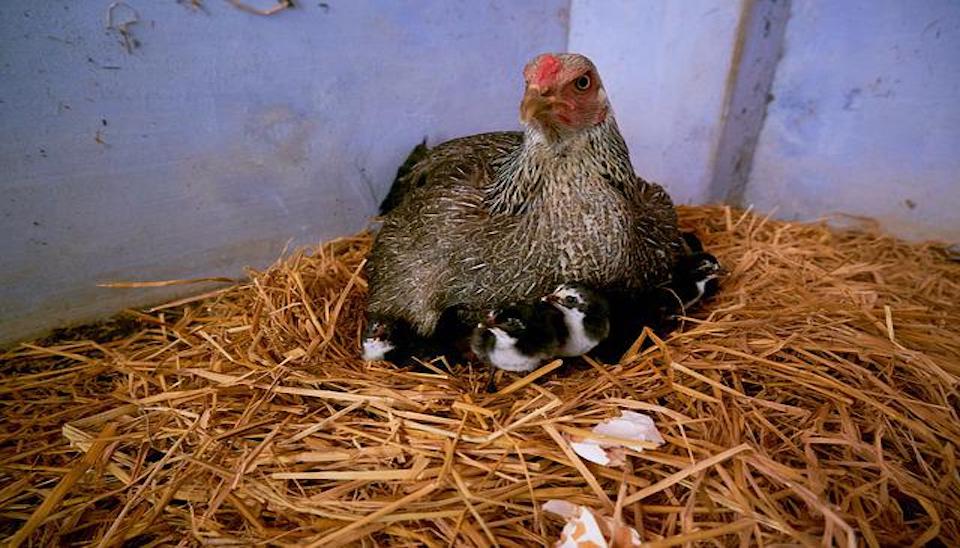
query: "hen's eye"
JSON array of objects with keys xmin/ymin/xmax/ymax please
[
  {"xmin": 505, "ymin": 318, "xmax": 524, "ymax": 330},
  {"xmin": 564, "ymin": 296, "xmax": 578, "ymax": 306},
  {"xmin": 574, "ymin": 74, "xmax": 591, "ymax": 91}
]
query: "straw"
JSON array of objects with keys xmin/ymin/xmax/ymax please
[{"xmin": 1, "ymin": 207, "xmax": 958, "ymax": 546}]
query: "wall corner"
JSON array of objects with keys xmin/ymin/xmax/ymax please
[{"xmin": 706, "ymin": 0, "xmax": 791, "ymax": 206}]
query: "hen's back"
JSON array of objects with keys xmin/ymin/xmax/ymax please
[{"xmin": 379, "ymin": 132, "xmax": 522, "ymax": 214}]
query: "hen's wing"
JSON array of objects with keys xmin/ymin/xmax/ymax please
[{"xmin": 365, "ymin": 132, "xmax": 522, "ymax": 334}]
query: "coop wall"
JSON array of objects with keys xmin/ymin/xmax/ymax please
[
  {"xmin": 0, "ymin": 1, "xmax": 569, "ymax": 343},
  {"xmin": 746, "ymin": 0, "xmax": 960, "ymax": 242}
]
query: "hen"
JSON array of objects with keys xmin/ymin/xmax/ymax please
[{"xmin": 365, "ymin": 53, "xmax": 681, "ymax": 341}]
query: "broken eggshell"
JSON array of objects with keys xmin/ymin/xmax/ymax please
[
  {"xmin": 569, "ymin": 410, "xmax": 665, "ymax": 466},
  {"xmin": 543, "ymin": 500, "xmax": 642, "ymax": 548}
]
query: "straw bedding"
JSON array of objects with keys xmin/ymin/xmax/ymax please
[{"xmin": 1, "ymin": 205, "xmax": 958, "ymax": 547}]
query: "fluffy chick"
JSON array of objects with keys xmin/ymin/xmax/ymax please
[{"xmin": 542, "ymin": 282, "xmax": 610, "ymax": 357}]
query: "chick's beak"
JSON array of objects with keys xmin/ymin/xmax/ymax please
[
  {"xmin": 542, "ymin": 293, "xmax": 559, "ymax": 304},
  {"xmin": 520, "ymin": 86, "xmax": 553, "ymax": 124}
]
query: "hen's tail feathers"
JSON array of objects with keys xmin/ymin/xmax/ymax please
[{"xmin": 378, "ymin": 138, "xmax": 431, "ymax": 215}]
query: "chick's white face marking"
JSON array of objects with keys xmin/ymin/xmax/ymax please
[
  {"xmin": 547, "ymin": 285, "xmax": 597, "ymax": 356},
  {"xmin": 552, "ymin": 285, "xmax": 586, "ymax": 309},
  {"xmin": 362, "ymin": 338, "xmax": 395, "ymax": 361},
  {"xmin": 486, "ymin": 328, "xmax": 542, "ymax": 372},
  {"xmin": 694, "ymin": 258, "xmax": 721, "ymax": 280}
]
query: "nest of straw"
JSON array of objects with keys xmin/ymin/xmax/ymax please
[{"xmin": 1, "ymin": 205, "xmax": 958, "ymax": 547}]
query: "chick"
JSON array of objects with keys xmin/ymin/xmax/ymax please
[
  {"xmin": 361, "ymin": 315, "xmax": 407, "ymax": 362},
  {"xmin": 362, "ymin": 307, "xmax": 472, "ymax": 365},
  {"xmin": 664, "ymin": 252, "xmax": 722, "ymax": 314},
  {"xmin": 542, "ymin": 282, "xmax": 610, "ymax": 357},
  {"xmin": 470, "ymin": 302, "xmax": 565, "ymax": 373},
  {"xmin": 593, "ymin": 252, "xmax": 723, "ymax": 362}
]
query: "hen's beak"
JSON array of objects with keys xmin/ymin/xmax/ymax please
[
  {"xmin": 542, "ymin": 293, "xmax": 559, "ymax": 304},
  {"xmin": 520, "ymin": 86, "xmax": 552, "ymax": 124},
  {"xmin": 484, "ymin": 310, "xmax": 498, "ymax": 326}
]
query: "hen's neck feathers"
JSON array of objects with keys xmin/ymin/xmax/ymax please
[{"xmin": 485, "ymin": 116, "xmax": 636, "ymax": 215}]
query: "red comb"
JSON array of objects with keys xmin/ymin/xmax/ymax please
[{"xmin": 534, "ymin": 54, "xmax": 562, "ymax": 87}]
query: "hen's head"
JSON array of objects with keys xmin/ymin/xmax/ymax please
[{"xmin": 520, "ymin": 53, "xmax": 609, "ymax": 142}]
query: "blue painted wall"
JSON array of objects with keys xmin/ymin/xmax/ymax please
[
  {"xmin": 0, "ymin": 1, "xmax": 569, "ymax": 343},
  {"xmin": 747, "ymin": 0, "xmax": 960, "ymax": 241}
]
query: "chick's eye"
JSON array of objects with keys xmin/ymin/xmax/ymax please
[
  {"xmin": 574, "ymin": 74, "xmax": 591, "ymax": 91},
  {"xmin": 564, "ymin": 296, "xmax": 578, "ymax": 306}
]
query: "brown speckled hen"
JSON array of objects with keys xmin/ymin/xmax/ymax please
[{"xmin": 365, "ymin": 53, "xmax": 680, "ymax": 339}]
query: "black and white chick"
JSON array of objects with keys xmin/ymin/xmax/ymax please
[
  {"xmin": 362, "ymin": 307, "xmax": 473, "ymax": 364},
  {"xmin": 592, "ymin": 252, "xmax": 722, "ymax": 362},
  {"xmin": 666, "ymin": 252, "xmax": 723, "ymax": 313},
  {"xmin": 542, "ymin": 282, "xmax": 610, "ymax": 357},
  {"xmin": 674, "ymin": 232, "xmax": 722, "ymax": 310},
  {"xmin": 361, "ymin": 315, "xmax": 409, "ymax": 362},
  {"xmin": 470, "ymin": 301, "xmax": 566, "ymax": 374}
]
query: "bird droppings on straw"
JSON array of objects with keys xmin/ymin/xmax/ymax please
[{"xmin": 1, "ymin": 205, "xmax": 959, "ymax": 546}]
